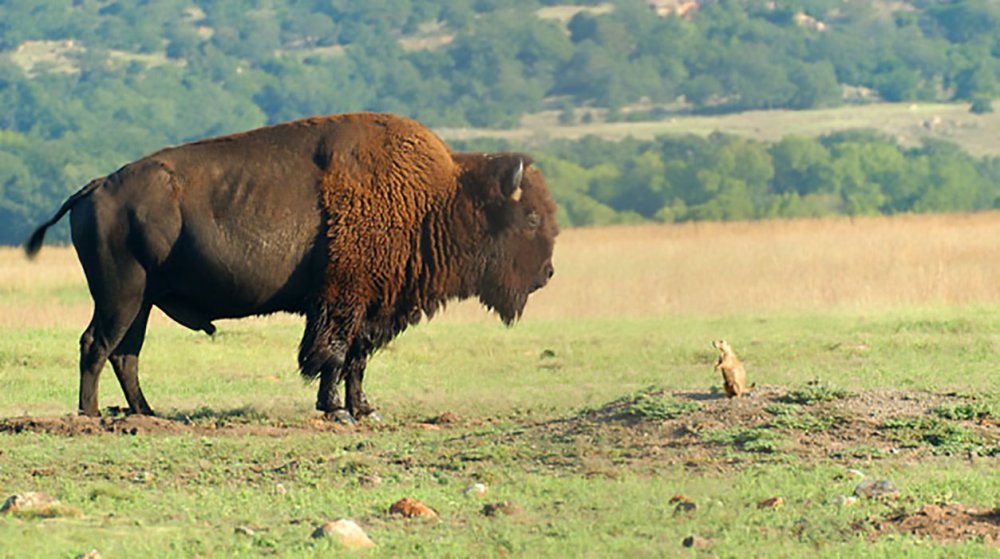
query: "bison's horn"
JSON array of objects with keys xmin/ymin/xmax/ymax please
[{"xmin": 509, "ymin": 159, "xmax": 524, "ymax": 202}]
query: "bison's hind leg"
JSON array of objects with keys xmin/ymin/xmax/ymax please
[
  {"xmin": 78, "ymin": 297, "xmax": 145, "ymax": 417},
  {"xmin": 107, "ymin": 303, "xmax": 155, "ymax": 415},
  {"xmin": 75, "ymin": 247, "xmax": 151, "ymax": 416}
]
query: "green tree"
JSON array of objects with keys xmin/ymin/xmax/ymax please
[
  {"xmin": 911, "ymin": 140, "xmax": 989, "ymax": 212},
  {"xmin": 770, "ymin": 136, "xmax": 831, "ymax": 195},
  {"xmin": 926, "ymin": 0, "xmax": 1000, "ymax": 44},
  {"xmin": 787, "ymin": 61, "xmax": 841, "ymax": 109},
  {"xmin": 871, "ymin": 59, "xmax": 922, "ymax": 102},
  {"xmin": 828, "ymin": 143, "xmax": 887, "ymax": 215},
  {"xmin": 954, "ymin": 60, "xmax": 996, "ymax": 101}
]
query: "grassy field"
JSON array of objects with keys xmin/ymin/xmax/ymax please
[
  {"xmin": 1, "ymin": 213, "xmax": 999, "ymax": 557},
  {"xmin": 437, "ymin": 101, "xmax": 1000, "ymax": 157}
]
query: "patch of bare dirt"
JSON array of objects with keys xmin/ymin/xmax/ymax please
[
  {"xmin": 861, "ymin": 504, "xmax": 1000, "ymax": 546},
  {"xmin": 0, "ymin": 413, "xmax": 354, "ymax": 437},
  {"xmin": 0, "ymin": 415, "xmax": 189, "ymax": 436}
]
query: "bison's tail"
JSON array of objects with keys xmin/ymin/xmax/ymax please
[{"xmin": 24, "ymin": 178, "xmax": 103, "ymax": 259}]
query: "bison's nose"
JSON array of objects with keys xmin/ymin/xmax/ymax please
[{"xmin": 538, "ymin": 261, "xmax": 554, "ymax": 288}]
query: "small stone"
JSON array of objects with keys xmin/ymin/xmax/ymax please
[
  {"xmin": 433, "ymin": 412, "xmax": 459, "ymax": 424},
  {"xmin": 674, "ymin": 501, "xmax": 697, "ymax": 514},
  {"xmin": 482, "ymin": 501, "xmax": 522, "ymax": 517},
  {"xmin": 464, "ymin": 483, "xmax": 488, "ymax": 497},
  {"xmin": 757, "ymin": 496, "xmax": 784, "ymax": 509},
  {"xmin": 274, "ymin": 483, "xmax": 287, "ymax": 495},
  {"xmin": 854, "ymin": 479, "xmax": 899, "ymax": 500},
  {"xmin": 389, "ymin": 497, "xmax": 438, "ymax": 519},
  {"xmin": 1, "ymin": 492, "xmax": 59, "ymax": 515},
  {"xmin": 833, "ymin": 495, "xmax": 858, "ymax": 507},
  {"xmin": 131, "ymin": 471, "xmax": 155, "ymax": 483},
  {"xmin": 414, "ymin": 423, "xmax": 441, "ymax": 431},
  {"xmin": 846, "ymin": 469, "xmax": 865, "ymax": 480},
  {"xmin": 75, "ymin": 551, "xmax": 101, "ymax": 559},
  {"xmin": 670, "ymin": 496, "xmax": 697, "ymax": 513},
  {"xmin": 234, "ymin": 526, "xmax": 255, "ymax": 536},
  {"xmin": 682, "ymin": 535, "xmax": 712, "ymax": 549},
  {"xmin": 312, "ymin": 519, "xmax": 376, "ymax": 549},
  {"xmin": 358, "ymin": 474, "xmax": 383, "ymax": 488}
]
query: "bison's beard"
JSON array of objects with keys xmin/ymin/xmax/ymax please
[{"xmin": 478, "ymin": 285, "xmax": 529, "ymax": 326}]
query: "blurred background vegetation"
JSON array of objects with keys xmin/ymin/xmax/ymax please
[{"xmin": 0, "ymin": 0, "xmax": 997, "ymax": 243}]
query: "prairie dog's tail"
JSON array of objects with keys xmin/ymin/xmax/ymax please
[{"xmin": 24, "ymin": 178, "xmax": 103, "ymax": 258}]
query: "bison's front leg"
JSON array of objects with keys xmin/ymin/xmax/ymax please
[
  {"xmin": 315, "ymin": 368, "xmax": 354, "ymax": 424},
  {"xmin": 344, "ymin": 351, "xmax": 380, "ymax": 422},
  {"xmin": 300, "ymin": 303, "xmax": 354, "ymax": 422}
]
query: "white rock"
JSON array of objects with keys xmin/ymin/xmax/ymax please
[
  {"xmin": 855, "ymin": 479, "xmax": 899, "ymax": 500},
  {"xmin": 464, "ymin": 483, "xmax": 488, "ymax": 497},
  {"xmin": 312, "ymin": 519, "xmax": 376, "ymax": 549},
  {"xmin": 834, "ymin": 495, "xmax": 858, "ymax": 507}
]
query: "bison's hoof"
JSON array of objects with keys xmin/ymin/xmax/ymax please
[
  {"xmin": 324, "ymin": 409, "xmax": 357, "ymax": 426},
  {"xmin": 359, "ymin": 411, "xmax": 383, "ymax": 423}
]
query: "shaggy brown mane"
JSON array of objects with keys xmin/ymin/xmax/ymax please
[{"xmin": 316, "ymin": 114, "xmax": 472, "ymax": 342}]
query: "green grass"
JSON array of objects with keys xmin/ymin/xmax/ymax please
[
  {"xmin": 703, "ymin": 426, "xmax": 787, "ymax": 454},
  {"xmin": 780, "ymin": 381, "xmax": 852, "ymax": 405},
  {"xmin": 1, "ymin": 305, "xmax": 999, "ymax": 557},
  {"xmin": 932, "ymin": 401, "xmax": 996, "ymax": 421},
  {"xmin": 881, "ymin": 417, "xmax": 991, "ymax": 456},
  {"xmin": 611, "ymin": 387, "xmax": 701, "ymax": 421}
]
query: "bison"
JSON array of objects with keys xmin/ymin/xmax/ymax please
[{"xmin": 25, "ymin": 112, "xmax": 558, "ymax": 422}]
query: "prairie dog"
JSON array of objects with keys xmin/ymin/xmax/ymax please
[{"xmin": 713, "ymin": 339, "xmax": 748, "ymax": 398}]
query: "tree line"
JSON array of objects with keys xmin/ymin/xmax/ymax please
[
  {"xmin": 494, "ymin": 132, "xmax": 998, "ymax": 227},
  {"xmin": 0, "ymin": 0, "xmax": 998, "ymax": 243}
]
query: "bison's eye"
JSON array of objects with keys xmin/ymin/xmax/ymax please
[{"xmin": 525, "ymin": 211, "xmax": 540, "ymax": 230}]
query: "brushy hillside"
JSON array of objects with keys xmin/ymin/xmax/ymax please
[{"xmin": 1, "ymin": 0, "xmax": 998, "ymax": 243}]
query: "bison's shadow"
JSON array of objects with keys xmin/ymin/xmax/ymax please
[
  {"xmin": 673, "ymin": 391, "xmax": 730, "ymax": 401},
  {"xmin": 166, "ymin": 406, "xmax": 271, "ymax": 425}
]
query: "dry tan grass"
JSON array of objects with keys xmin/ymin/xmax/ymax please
[
  {"xmin": 1, "ymin": 212, "xmax": 997, "ymax": 329},
  {"xmin": 446, "ymin": 211, "xmax": 1000, "ymax": 321}
]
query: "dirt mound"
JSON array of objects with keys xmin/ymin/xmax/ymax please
[
  {"xmin": 2, "ymin": 388, "xmax": 996, "ymax": 461},
  {"xmin": 536, "ymin": 385, "xmax": 998, "ymax": 470},
  {"xmin": 863, "ymin": 504, "xmax": 1000, "ymax": 546}
]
